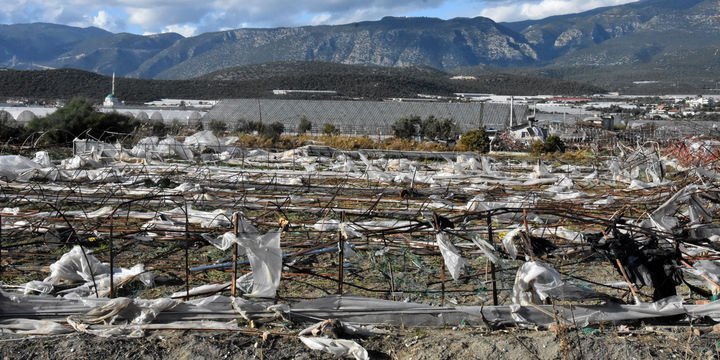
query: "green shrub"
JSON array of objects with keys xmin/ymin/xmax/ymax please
[
  {"xmin": 458, "ymin": 128, "xmax": 490, "ymax": 153},
  {"xmin": 27, "ymin": 97, "xmax": 138, "ymax": 145},
  {"xmin": 298, "ymin": 117, "xmax": 312, "ymax": 134},
  {"xmin": 208, "ymin": 119, "xmax": 228, "ymax": 136},
  {"xmin": 323, "ymin": 123, "xmax": 340, "ymax": 136},
  {"xmin": 262, "ymin": 121, "xmax": 285, "ymax": 142},
  {"xmin": 542, "ymin": 135, "xmax": 566, "ymax": 153},
  {"xmin": 392, "ymin": 116, "xmax": 421, "ymax": 139}
]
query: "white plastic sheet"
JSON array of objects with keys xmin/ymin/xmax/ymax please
[
  {"xmin": 21, "ymin": 245, "xmax": 154, "ymax": 298},
  {"xmin": 0, "ymin": 155, "xmax": 41, "ymax": 180},
  {"xmin": 157, "ymin": 138, "xmax": 194, "ymax": 160},
  {"xmin": 512, "ymin": 261, "xmax": 563, "ymax": 305},
  {"xmin": 436, "ymin": 232, "xmax": 467, "ymax": 281},
  {"xmin": 502, "ymin": 228, "xmax": 520, "ymax": 260},
  {"xmin": 221, "ymin": 230, "xmax": 282, "ymax": 298},
  {"xmin": 299, "ymin": 337, "xmax": 369, "ymax": 360},
  {"xmin": 471, "ymin": 235, "xmax": 502, "ymax": 265},
  {"xmin": 511, "ymin": 261, "xmax": 596, "ymax": 307}
]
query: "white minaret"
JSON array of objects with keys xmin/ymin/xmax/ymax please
[{"xmin": 103, "ymin": 72, "xmax": 119, "ymax": 107}]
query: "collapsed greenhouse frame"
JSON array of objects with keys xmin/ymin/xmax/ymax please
[{"xmin": 2, "ymin": 130, "xmax": 720, "ymax": 358}]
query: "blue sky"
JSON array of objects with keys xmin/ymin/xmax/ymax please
[{"xmin": 0, "ymin": 0, "xmax": 637, "ymax": 37}]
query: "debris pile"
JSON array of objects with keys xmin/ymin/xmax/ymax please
[{"xmin": 2, "ymin": 132, "xmax": 720, "ymax": 357}]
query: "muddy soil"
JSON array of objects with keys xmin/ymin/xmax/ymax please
[{"xmin": 1, "ymin": 326, "xmax": 718, "ymax": 360}]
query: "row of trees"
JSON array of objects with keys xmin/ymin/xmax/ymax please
[{"xmin": 391, "ymin": 115, "xmax": 460, "ymax": 142}]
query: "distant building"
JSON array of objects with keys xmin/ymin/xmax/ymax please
[
  {"xmin": 103, "ymin": 73, "xmax": 120, "ymax": 108},
  {"xmin": 272, "ymin": 89, "xmax": 337, "ymax": 96},
  {"xmin": 143, "ymin": 99, "xmax": 219, "ymax": 108},
  {"xmin": 508, "ymin": 117, "xmax": 548, "ymax": 144},
  {"xmin": 203, "ymin": 98, "xmax": 529, "ymax": 135}
]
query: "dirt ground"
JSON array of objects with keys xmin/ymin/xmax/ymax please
[{"xmin": 2, "ymin": 326, "xmax": 719, "ymax": 360}]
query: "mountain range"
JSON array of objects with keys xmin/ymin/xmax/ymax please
[{"xmin": 0, "ymin": 0, "xmax": 718, "ymax": 91}]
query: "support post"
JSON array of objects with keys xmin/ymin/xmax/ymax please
[
  {"xmin": 0, "ymin": 215, "xmax": 2, "ymax": 275},
  {"xmin": 338, "ymin": 212, "xmax": 345, "ymax": 296},
  {"xmin": 487, "ymin": 212, "xmax": 498, "ymax": 306},
  {"xmin": 231, "ymin": 212, "xmax": 239, "ymax": 297},
  {"xmin": 440, "ymin": 263, "xmax": 446, "ymax": 307},
  {"xmin": 185, "ymin": 202, "xmax": 190, "ymax": 301},
  {"xmin": 109, "ymin": 215, "xmax": 114, "ymax": 298}
]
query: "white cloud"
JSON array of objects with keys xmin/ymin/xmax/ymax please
[
  {"xmin": 163, "ymin": 23, "xmax": 197, "ymax": 37},
  {"xmin": 0, "ymin": 0, "xmax": 641, "ymax": 35},
  {"xmin": 479, "ymin": 0, "xmax": 638, "ymax": 22},
  {"xmin": 92, "ymin": 10, "xmax": 112, "ymax": 28},
  {"xmin": 310, "ymin": 13, "xmax": 332, "ymax": 25}
]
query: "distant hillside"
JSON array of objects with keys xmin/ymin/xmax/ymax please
[
  {"xmin": 0, "ymin": 0, "xmax": 718, "ymax": 91},
  {"xmin": 0, "ymin": 64, "xmax": 604, "ymax": 103}
]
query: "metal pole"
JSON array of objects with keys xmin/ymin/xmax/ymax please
[
  {"xmin": 231, "ymin": 212, "xmax": 239, "ymax": 297},
  {"xmin": 0, "ymin": 214, "xmax": 3, "ymax": 278},
  {"xmin": 185, "ymin": 202, "xmax": 190, "ymax": 301},
  {"xmin": 440, "ymin": 263, "xmax": 445, "ymax": 307},
  {"xmin": 487, "ymin": 212, "xmax": 498, "ymax": 306},
  {"xmin": 338, "ymin": 212, "xmax": 345, "ymax": 296},
  {"xmin": 109, "ymin": 215, "xmax": 114, "ymax": 298}
]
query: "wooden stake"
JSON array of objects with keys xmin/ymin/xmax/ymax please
[{"xmin": 615, "ymin": 258, "xmax": 640, "ymax": 303}]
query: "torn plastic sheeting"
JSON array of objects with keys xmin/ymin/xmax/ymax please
[
  {"xmin": 688, "ymin": 260, "xmax": 720, "ymax": 294},
  {"xmin": 60, "ymin": 263, "xmax": 153, "ymax": 298},
  {"xmin": 314, "ymin": 219, "xmax": 418, "ymax": 234},
  {"xmin": 502, "ymin": 228, "xmax": 520, "ymax": 260},
  {"xmin": 67, "ymin": 297, "xmax": 179, "ymax": 337},
  {"xmin": 512, "ymin": 261, "xmax": 561, "ymax": 305},
  {"xmin": 14, "ymin": 167, "xmax": 59, "ymax": 182},
  {"xmin": 471, "ymin": 235, "xmax": 502, "ymax": 266},
  {"xmin": 686, "ymin": 224, "xmax": 720, "ymax": 240},
  {"xmin": 171, "ymin": 283, "xmax": 231, "ymax": 299},
  {"xmin": 509, "ymin": 295, "xmax": 686, "ymax": 328},
  {"xmin": 222, "ymin": 230, "xmax": 282, "ymax": 298},
  {"xmin": 183, "ymin": 130, "xmax": 233, "ymax": 153},
  {"xmin": 20, "ymin": 280, "xmax": 54, "ymax": 295},
  {"xmin": 230, "ymin": 296, "xmax": 282, "ymax": 322},
  {"xmin": 299, "ymin": 319, "xmax": 385, "ymax": 338},
  {"xmin": 299, "ymin": 337, "xmax": 369, "ymax": 360},
  {"xmin": 0, "ymin": 155, "xmax": 41, "ymax": 180},
  {"xmin": 511, "ymin": 261, "xmax": 598, "ymax": 306},
  {"xmin": 23, "ymin": 245, "xmax": 154, "ymax": 298},
  {"xmin": 0, "ymin": 319, "xmax": 71, "ymax": 335},
  {"xmin": 530, "ymin": 227, "xmax": 586, "ymax": 244},
  {"xmin": 552, "ymin": 191, "xmax": 584, "ymax": 201},
  {"xmin": 44, "ymin": 245, "xmax": 109, "ymax": 284},
  {"xmin": 60, "ymin": 154, "xmax": 102, "ymax": 170},
  {"xmin": 129, "ymin": 136, "xmax": 159, "ymax": 158},
  {"xmin": 1, "ymin": 291, "xmax": 716, "ymax": 335},
  {"xmin": 436, "ymin": 232, "xmax": 468, "ymax": 281},
  {"xmin": 648, "ymin": 185, "xmax": 710, "ymax": 232},
  {"xmin": 73, "ymin": 139, "xmax": 120, "ymax": 159},
  {"xmin": 0, "ymin": 291, "xmax": 249, "ymax": 332},
  {"xmin": 290, "ymin": 295, "xmax": 692, "ymax": 329},
  {"xmin": 157, "ymin": 138, "xmax": 194, "ymax": 161},
  {"xmin": 332, "ymin": 157, "xmax": 359, "ymax": 172},
  {"xmin": 162, "ymin": 206, "xmax": 233, "ymax": 228},
  {"xmin": 546, "ymin": 176, "xmax": 574, "ymax": 193},
  {"xmin": 63, "ymin": 206, "xmax": 114, "ymax": 219},
  {"xmin": 33, "ymin": 151, "xmax": 52, "ymax": 167}
]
